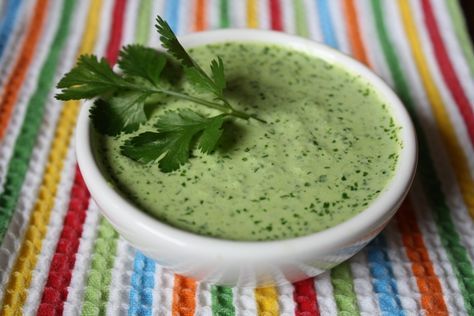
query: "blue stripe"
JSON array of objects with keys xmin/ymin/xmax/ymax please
[
  {"xmin": 0, "ymin": 0, "xmax": 22, "ymax": 60},
  {"xmin": 366, "ymin": 236, "xmax": 405, "ymax": 316},
  {"xmin": 129, "ymin": 252, "xmax": 156, "ymax": 316},
  {"xmin": 315, "ymin": 0, "xmax": 338, "ymax": 48},
  {"xmin": 315, "ymin": 9, "xmax": 403, "ymax": 315},
  {"xmin": 164, "ymin": 0, "xmax": 180, "ymax": 34}
]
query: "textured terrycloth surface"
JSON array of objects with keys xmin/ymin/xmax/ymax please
[{"xmin": 0, "ymin": 0, "xmax": 473, "ymax": 315}]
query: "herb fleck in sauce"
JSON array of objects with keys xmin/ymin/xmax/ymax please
[{"xmin": 94, "ymin": 42, "xmax": 402, "ymax": 241}]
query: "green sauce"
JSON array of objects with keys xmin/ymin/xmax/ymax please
[{"xmin": 94, "ymin": 42, "xmax": 402, "ymax": 241}]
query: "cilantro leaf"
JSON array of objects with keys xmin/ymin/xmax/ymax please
[
  {"xmin": 90, "ymin": 91, "xmax": 149, "ymax": 136},
  {"xmin": 118, "ymin": 44, "xmax": 167, "ymax": 86},
  {"xmin": 56, "ymin": 55, "xmax": 126, "ymax": 100},
  {"xmin": 55, "ymin": 16, "xmax": 265, "ymax": 173},
  {"xmin": 121, "ymin": 109, "xmax": 226, "ymax": 172},
  {"xmin": 210, "ymin": 57, "xmax": 226, "ymax": 95},
  {"xmin": 155, "ymin": 16, "xmax": 227, "ymax": 100}
]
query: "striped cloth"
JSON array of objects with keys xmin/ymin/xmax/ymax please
[{"xmin": 0, "ymin": 0, "xmax": 473, "ymax": 315}]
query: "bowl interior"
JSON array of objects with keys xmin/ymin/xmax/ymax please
[{"xmin": 76, "ymin": 29, "xmax": 417, "ymax": 262}]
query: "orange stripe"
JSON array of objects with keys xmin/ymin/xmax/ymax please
[
  {"xmin": 169, "ymin": 5, "xmax": 204, "ymax": 313},
  {"xmin": 194, "ymin": 0, "xmax": 206, "ymax": 31},
  {"xmin": 342, "ymin": 1, "xmax": 448, "ymax": 313},
  {"xmin": 396, "ymin": 200, "xmax": 449, "ymax": 315},
  {"xmin": 172, "ymin": 274, "xmax": 197, "ymax": 316},
  {"xmin": 0, "ymin": 0, "xmax": 49, "ymax": 139},
  {"xmin": 342, "ymin": 0, "xmax": 370, "ymax": 66}
]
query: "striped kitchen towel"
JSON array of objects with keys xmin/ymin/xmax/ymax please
[{"xmin": 0, "ymin": 0, "xmax": 473, "ymax": 315}]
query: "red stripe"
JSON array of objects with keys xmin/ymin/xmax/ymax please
[
  {"xmin": 37, "ymin": 169, "xmax": 90, "ymax": 315},
  {"xmin": 37, "ymin": 0, "xmax": 127, "ymax": 313},
  {"xmin": 269, "ymin": 0, "xmax": 283, "ymax": 31},
  {"xmin": 106, "ymin": 0, "xmax": 126, "ymax": 64},
  {"xmin": 421, "ymin": 0, "xmax": 474, "ymax": 144},
  {"xmin": 293, "ymin": 278, "xmax": 320, "ymax": 316}
]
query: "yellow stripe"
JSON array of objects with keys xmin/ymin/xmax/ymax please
[
  {"xmin": 247, "ymin": 0, "xmax": 258, "ymax": 28},
  {"xmin": 255, "ymin": 286, "xmax": 280, "ymax": 316},
  {"xmin": 79, "ymin": 0, "xmax": 102, "ymax": 55},
  {"xmin": 1, "ymin": 1, "xmax": 103, "ymax": 313},
  {"xmin": 247, "ymin": 3, "xmax": 279, "ymax": 314},
  {"xmin": 398, "ymin": 0, "xmax": 474, "ymax": 217}
]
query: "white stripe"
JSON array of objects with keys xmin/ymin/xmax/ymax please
[
  {"xmin": 408, "ymin": 0, "xmax": 474, "ymax": 179},
  {"xmin": 384, "ymin": 0, "xmax": 474, "ymax": 263},
  {"xmin": 63, "ymin": 0, "xmax": 117, "ymax": 312},
  {"xmin": 64, "ymin": 199, "xmax": 100, "ymax": 315},
  {"xmin": 92, "ymin": 0, "xmax": 115, "ymax": 57},
  {"xmin": 328, "ymin": 0, "xmax": 350, "ymax": 54},
  {"xmin": 208, "ymin": 0, "xmax": 220, "ymax": 29},
  {"xmin": 62, "ymin": 202, "xmax": 101, "ymax": 315},
  {"xmin": 350, "ymin": 3, "xmax": 423, "ymax": 313},
  {"xmin": 104, "ymin": 1, "xmax": 138, "ymax": 314},
  {"xmin": 431, "ymin": 0, "xmax": 474, "ymax": 101},
  {"xmin": 0, "ymin": 75, "xmax": 60, "ymax": 306},
  {"xmin": 314, "ymin": 272, "xmax": 338, "ymax": 316},
  {"xmin": 22, "ymin": 117, "xmax": 79, "ymax": 314},
  {"xmin": 0, "ymin": 0, "xmax": 32, "ymax": 88},
  {"xmin": 349, "ymin": 251, "xmax": 380, "ymax": 316},
  {"xmin": 303, "ymin": 0, "xmax": 323, "ymax": 42},
  {"xmin": 152, "ymin": 267, "xmax": 174, "ymax": 315},
  {"xmin": 229, "ymin": 0, "xmax": 246, "ymax": 29},
  {"xmin": 21, "ymin": 2, "xmax": 93, "ymax": 312},
  {"xmin": 149, "ymin": 0, "xmax": 166, "ymax": 49},
  {"xmin": 280, "ymin": 0, "xmax": 295, "ymax": 34},
  {"xmin": 353, "ymin": 0, "xmax": 394, "ymax": 87},
  {"xmin": 179, "ymin": 0, "xmax": 192, "ymax": 34},
  {"xmin": 106, "ymin": 240, "xmax": 135, "ymax": 315},
  {"xmin": 195, "ymin": 281, "xmax": 213, "ymax": 315},
  {"xmin": 257, "ymin": 0, "xmax": 270, "ymax": 30},
  {"xmin": 0, "ymin": 0, "xmax": 32, "ymax": 183},
  {"xmin": 0, "ymin": 0, "xmax": 58, "ymax": 190},
  {"xmin": 233, "ymin": 279, "xmax": 257, "ymax": 316},
  {"xmin": 385, "ymin": 1, "xmax": 471, "ymax": 314},
  {"xmin": 0, "ymin": 0, "xmax": 70, "ymax": 303},
  {"xmin": 409, "ymin": 185, "xmax": 469, "ymax": 316},
  {"xmin": 121, "ymin": 0, "xmax": 139, "ymax": 46},
  {"xmin": 383, "ymin": 223, "xmax": 423, "ymax": 315},
  {"xmin": 277, "ymin": 282, "xmax": 295, "ymax": 316}
]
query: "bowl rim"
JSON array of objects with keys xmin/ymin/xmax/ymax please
[{"xmin": 76, "ymin": 29, "xmax": 417, "ymax": 261}]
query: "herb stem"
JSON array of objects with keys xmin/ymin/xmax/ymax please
[{"xmin": 136, "ymin": 84, "xmax": 265, "ymax": 123}]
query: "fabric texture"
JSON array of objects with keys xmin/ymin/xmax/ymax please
[{"xmin": 0, "ymin": 0, "xmax": 473, "ymax": 315}]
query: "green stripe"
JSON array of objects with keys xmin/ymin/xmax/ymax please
[
  {"xmin": 219, "ymin": 0, "xmax": 229, "ymax": 28},
  {"xmin": 0, "ymin": 0, "xmax": 75, "ymax": 242},
  {"xmin": 136, "ymin": 0, "xmax": 151, "ymax": 45},
  {"xmin": 81, "ymin": 4, "xmax": 150, "ymax": 315},
  {"xmin": 81, "ymin": 220, "xmax": 119, "ymax": 316},
  {"xmin": 371, "ymin": 0, "xmax": 474, "ymax": 313},
  {"xmin": 331, "ymin": 263, "xmax": 360, "ymax": 316},
  {"xmin": 295, "ymin": 2, "xmax": 360, "ymax": 313},
  {"xmin": 210, "ymin": 2, "xmax": 235, "ymax": 315},
  {"xmin": 294, "ymin": 0, "xmax": 309, "ymax": 37},
  {"xmin": 445, "ymin": 0, "xmax": 474, "ymax": 77},
  {"xmin": 81, "ymin": 3, "xmax": 158, "ymax": 313},
  {"xmin": 212, "ymin": 286, "xmax": 235, "ymax": 316}
]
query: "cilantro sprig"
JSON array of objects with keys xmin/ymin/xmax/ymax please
[{"xmin": 56, "ymin": 16, "xmax": 265, "ymax": 172}]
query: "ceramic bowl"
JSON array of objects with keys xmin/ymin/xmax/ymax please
[{"xmin": 76, "ymin": 29, "xmax": 417, "ymax": 287}]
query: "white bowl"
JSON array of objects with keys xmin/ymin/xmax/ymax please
[{"xmin": 76, "ymin": 29, "xmax": 417, "ymax": 287}]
